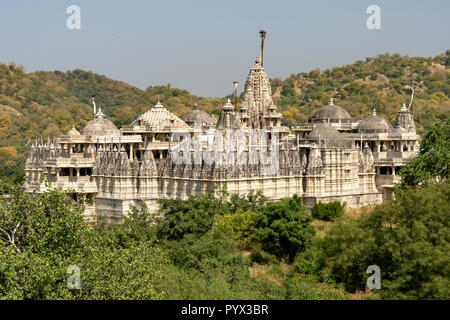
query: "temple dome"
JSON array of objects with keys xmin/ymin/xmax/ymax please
[
  {"xmin": 357, "ymin": 110, "xmax": 393, "ymax": 133},
  {"xmin": 67, "ymin": 125, "xmax": 81, "ymax": 137},
  {"xmin": 307, "ymin": 123, "xmax": 344, "ymax": 141},
  {"xmin": 310, "ymin": 98, "xmax": 352, "ymax": 123},
  {"xmin": 181, "ymin": 103, "xmax": 216, "ymax": 126},
  {"xmin": 83, "ymin": 108, "xmax": 120, "ymax": 137}
]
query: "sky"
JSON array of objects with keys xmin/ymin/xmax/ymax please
[{"xmin": 0, "ymin": 0, "xmax": 448, "ymax": 97}]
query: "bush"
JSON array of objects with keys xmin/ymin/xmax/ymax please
[
  {"xmin": 253, "ymin": 195, "xmax": 315, "ymax": 262},
  {"xmin": 249, "ymin": 247, "xmax": 276, "ymax": 265},
  {"xmin": 211, "ymin": 210, "xmax": 258, "ymax": 249},
  {"xmin": 156, "ymin": 193, "xmax": 222, "ymax": 240},
  {"xmin": 292, "ymin": 246, "xmax": 322, "ymax": 276},
  {"xmin": 283, "ymin": 275, "xmax": 348, "ymax": 300},
  {"xmin": 311, "ymin": 201, "xmax": 345, "ymax": 221},
  {"xmin": 319, "ymin": 182, "xmax": 450, "ymax": 299}
]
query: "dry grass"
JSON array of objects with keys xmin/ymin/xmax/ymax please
[
  {"xmin": 346, "ymin": 206, "xmax": 374, "ymax": 220},
  {"xmin": 311, "ymin": 206, "xmax": 375, "ymax": 237},
  {"xmin": 349, "ymin": 288, "xmax": 380, "ymax": 300},
  {"xmin": 248, "ymin": 262, "xmax": 290, "ymax": 288},
  {"xmin": 311, "ymin": 220, "xmax": 332, "ymax": 238}
]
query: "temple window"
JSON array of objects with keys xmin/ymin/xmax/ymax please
[{"xmin": 59, "ymin": 168, "xmax": 70, "ymax": 176}]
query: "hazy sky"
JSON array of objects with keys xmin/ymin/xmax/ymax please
[{"xmin": 0, "ymin": 0, "xmax": 448, "ymax": 97}]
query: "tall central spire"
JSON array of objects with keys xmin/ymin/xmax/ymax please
[
  {"xmin": 234, "ymin": 30, "xmax": 282, "ymax": 130},
  {"xmin": 240, "ymin": 59, "xmax": 275, "ymax": 118}
]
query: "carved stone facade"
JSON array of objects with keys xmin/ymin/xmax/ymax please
[{"xmin": 24, "ymin": 57, "xmax": 420, "ymax": 222}]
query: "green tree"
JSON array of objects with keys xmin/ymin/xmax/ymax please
[
  {"xmin": 0, "ymin": 183, "xmax": 89, "ymax": 256},
  {"xmin": 253, "ymin": 195, "xmax": 315, "ymax": 262},
  {"xmin": 400, "ymin": 118, "xmax": 449, "ymax": 187},
  {"xmin": 319, "ymin": 182, "xmax": 450, "ymax": 299},
  {"xmin": 155, "ymin": 192, "xmax": 224, "ymax": 241},
  {"xmin": 311, "ymin": 201, "xmax": 346, "ymax": 221}
]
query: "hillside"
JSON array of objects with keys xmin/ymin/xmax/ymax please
[
  {"xmin": 272, "ymin": 52, "xmax": 450, "ymax": 129},
  {"xmin": 0, "ymin": 51, "xmax": 449, "ymax": 181}
]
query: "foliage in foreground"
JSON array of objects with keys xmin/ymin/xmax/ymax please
[
  {"xmin": 0, "ymin": 180, "xmax": 448, "ymax": 299},
  {"xmin": 0, "ymin": 186, "xmax": 341, "ymax": 299},
  {"xmin": 399, "ymin": 118, "xmax": 449, "ymax": 187},
  {"xmin": 318, "ymin": 181, "xmax": 450, "ymax": 299},
  {"xmin": 311, "ymin": 201, "xmax": 346, "ymax": 221}
]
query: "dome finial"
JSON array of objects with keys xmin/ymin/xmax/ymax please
[
  {"xmin": 222, "ymin": 98, "xmax": 234, "ymax": 111},
  {"xmin": 401, "ymin": 102, "xmax": 408, "ymax": 111},
  {"xmin": 67, "ymin": 124, "xmax": 81, "ymax": 136},
  {"xmin": 329, "ymin": 97, "xmax": 334, "ymax": 105},
  {"xmin": 95, "ymin": 107, "xmax": 105, "ymax": 118},
  {"xmin": 154, "ymin": 100, "xmax": 164, "ymax": 108},
  {"xmin": 372, "ymin": 108, "xmax": 377, "ymax": 116},
  {"xmin": 255, "ymin": 57, "xmax": 259, "ymax": 64}
]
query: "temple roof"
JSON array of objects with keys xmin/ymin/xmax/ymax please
[
  {"xmin": 240, "ymin": 58, "xmax": 278, "ymax": 117},
  {"xmin": 357, "ymin": 109, "xmax": 393, "ymax": 133},
  {"xmin": 216, "ymin": 99, "xmax": 241, "ymax": 130},
  {"xmin": 181, "ymin": 103, "xmax": 217, "ymax": 126},
  {"xmin": 307, "ymin": 123, "xmax": 344, "ymax": 141},
  {"xmin": 310, "ymin": 98, "xmax": 352, "ymax": 122},
  {"xmin": 83, "ymin": 108, "xmax": 120, "ymax": 137},
  {"xmin": 133, "ymin": 100, "xmax": 190, "ymax": 130},
  {"xmin": 67, "ymin": 125, "xmax": 81, "ymax": 137}
]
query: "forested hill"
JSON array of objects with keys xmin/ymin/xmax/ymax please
[
  {"xmin": 0, "ymin": 51, "xmax": 449, "ymax": 181},
  {"xmin": 272, "ymin": 51, "xmax": 449, "ymax": 129}
]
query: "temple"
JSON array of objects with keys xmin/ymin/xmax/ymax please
[{"xmin": 24, "ymin": 54, "xmax": 420, "ymax": 223}]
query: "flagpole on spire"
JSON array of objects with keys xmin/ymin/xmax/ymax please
[{"xmin": 259, "ymin": 29, "xmax": 266, "ymax": 67}]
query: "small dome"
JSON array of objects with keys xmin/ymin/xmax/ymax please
[
  {"xmin": 67, "ymin": 125, "xmax": 81, "ymax": 137},
  {"xmin": 357, "ymin": 111, "xmax": 393, "ymax": 133},
  {"xmin": 83, "ymin": 108, "xmax": 120, "ymax": 137},
  {"xmin": 310, "ymin": 98, "xmax": 352, "ymax": 123},
  {"xmin": 181, "ymin": 103, "xmax": 216, "ymax": 126},
  {"xmin": 307, "ymin": 123, "xmax": 344, "ymax": 141}
]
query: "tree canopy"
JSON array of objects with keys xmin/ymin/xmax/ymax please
[{"xmin": 399, "ymin": 118, "xmax": 449, "ymax": 187}]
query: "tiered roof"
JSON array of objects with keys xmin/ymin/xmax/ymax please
[{"xmin": 132, "ymin": 101, "xmax": 190, "ymax": 131}]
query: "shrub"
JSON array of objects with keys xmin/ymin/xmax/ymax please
[
  {"xmin": 319, "ymin": 182, "xmax": 450, "ymax": 299},
  {"xmin": 311, "ymin": 201, "xmax": 345, "ymax": 221},
  {"xmin": 156, "ymin": 193, "xmax": 222, "ymax": 240},
  {"xmin": 253, "ymin": 195, "xmax": 315, "ymax": 262},
  {"xmin": 249, "ymin": 247, "xmax": 276, "ymax": 265}
]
